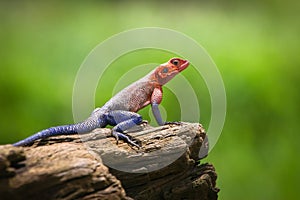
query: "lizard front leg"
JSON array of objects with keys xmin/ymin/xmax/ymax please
[
  {"xmin": 151, "ymin": 87, "xmax": 166, "ymax": 126},
  {"xmin": 151, "ymin": 87, "xmax": 181, "ymax": 126},
  {"xmin": 151, "ymin": 103, "xmax": 164, "ymax": 126},
  {"xmin": 105, "ymin": 110, "xmax": 142, "ymax": 148}
]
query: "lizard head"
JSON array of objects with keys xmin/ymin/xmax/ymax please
[{"xmin": 155, "ymin": 58, "xmax": 189, "ymax": 85}]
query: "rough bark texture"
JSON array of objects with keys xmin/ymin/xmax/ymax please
[{"xmin": 0, "ymin": 122, "xmax": 219, "ymax": 200}]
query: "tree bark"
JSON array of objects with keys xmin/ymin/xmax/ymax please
[{"xmin": 0, "ymin": 122, "xmax": 219, "ymax": 200}]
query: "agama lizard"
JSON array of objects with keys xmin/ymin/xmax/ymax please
[{"xmin": 13, "ymin": 58, "xmax": 189, "ymax": 148}]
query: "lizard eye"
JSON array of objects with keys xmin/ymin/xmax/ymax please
[
  {"xmin": 162, "ymin": 67, "xmax": 169, "ymax": 73},
  {"xmin": 171, "ymin": 59, "xmax": 179, "ymax": 66}
]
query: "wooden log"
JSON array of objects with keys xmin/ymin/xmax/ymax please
[{"xmin": 0, "ymin": 122, "xmax": 219, "ymax": 200}]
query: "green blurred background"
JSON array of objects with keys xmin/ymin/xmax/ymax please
[{"xmin": 1, "ymin": 1, "xmax": 299, "ymax": 199}]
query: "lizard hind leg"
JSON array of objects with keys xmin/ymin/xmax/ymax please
[{"xmin": 105, "ymin": 110, "xmax": 143, "ymax": 148}]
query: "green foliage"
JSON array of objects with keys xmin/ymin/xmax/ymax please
[{"xmin": 0, "ymin": 1, "xmax": 299, "ymax": 199}]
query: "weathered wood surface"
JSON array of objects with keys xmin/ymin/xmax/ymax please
[{"xmin": 0, "ymin": 122, "xmax": 219, "ymax": 200}]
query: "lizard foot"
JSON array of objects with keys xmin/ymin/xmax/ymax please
[{"xmin": 112, "ymin": 131, "xmax": 140, "ymax": 148}]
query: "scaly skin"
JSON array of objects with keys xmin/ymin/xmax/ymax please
[{"xmin": 13, "ymin": 58, "xmax": 189, "ymax": 147}]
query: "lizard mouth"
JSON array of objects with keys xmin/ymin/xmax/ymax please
[{"xmin": 178, "ymin": 60, "xmax": 189, "ymax": 72}]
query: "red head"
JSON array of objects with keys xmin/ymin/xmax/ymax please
[{"xmin": 154, "ymin": 58, "xmax": 189, "ymax": 85}]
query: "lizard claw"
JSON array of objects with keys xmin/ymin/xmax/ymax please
[
  {"xmin": 141, "ymin": 120, "xmax": 148, "ymax": 125},
  {"xmin": 164, "ymin": 121, "xmax": 182, "ymax": 126},
  {"xmin": 112, "ymin": 131, "xmax": 119, "ymax": 144}
]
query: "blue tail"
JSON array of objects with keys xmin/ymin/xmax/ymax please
[
  {"xmin": 13, "ymin": 124, "xmax": 79, "ymax": 146},
  {"xmin": 13, "ymin": 115, "xmax": 105, "ymax": 146},
  {"xmin": 13, "ymin": 108, "xmax": 109, "ymax": 146}
]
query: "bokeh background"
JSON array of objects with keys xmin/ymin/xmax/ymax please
[{"xmin": 1, "ymin": 1, "xmax": 299, "ymax": 199}]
